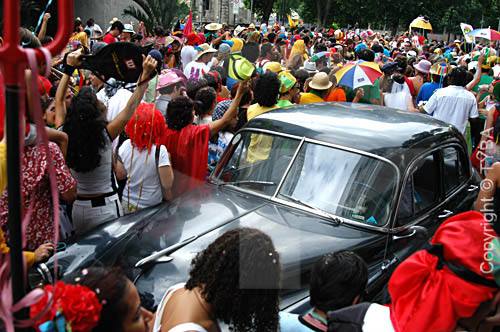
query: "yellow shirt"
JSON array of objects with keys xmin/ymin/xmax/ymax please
[
  {"xmin": 246, "ymin": 104, "xmax": 278, "ymax": 163},
  {"xmin": 299, "ymin": 92, "xmax": 325, "ymax": 104},
  {"xmin": 246, "ymin": 103, "xmax": 279, "ymax": 121},
  {"xmin": 0, "ymin": 142, "xmax": 34, "ymax": 268}
]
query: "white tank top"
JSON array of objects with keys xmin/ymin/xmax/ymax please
[{"xmin": 152, "ymin": 283, "xmax": 209, "ymax": 332}]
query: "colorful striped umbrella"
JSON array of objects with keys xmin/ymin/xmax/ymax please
[
  {"xmin": 466, "ymin": 28, "xmax": 500, "ymax": 41},
  {"xmin": 334, "ymin": 60, "xmax": 383, "ymax": 89},
  {"xmin": 310, "ymin": 51, "xmax": 332, "ymax": 62}
]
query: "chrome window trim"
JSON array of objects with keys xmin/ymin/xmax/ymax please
[
  {"xmin": 391, "ymin": 141, "xmax": 473, "ymax": 232},
  {"xmin": 213, "ymin": 128, "xmax": 401, "ymax": 233},
  {"xmin": 273, "ymin": 137, "xmax": 306, "ymax": 199}
]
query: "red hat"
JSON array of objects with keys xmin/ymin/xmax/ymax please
[
  {"xmin": 125, "ymin": 103, "xmax": 166, "ymax": 153},
  {"xmin": 38, "ymin": 75, "xmax": 53, "ymax": 97},
  {"xmin": 329, "ymin": 29, "xmax": 334, "ymax": 36},
  {"xmin": 187, "ymin": 33, "xmax": 199, "ymax": 46},
  {"xmin": 389, "ymin": 211, "xmax": 498, "ymax": 332}
]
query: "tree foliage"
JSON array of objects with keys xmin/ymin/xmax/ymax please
[
  {"xmin": 242, "ymin": 0, "xmax": 276, "ymax": 24},
  {"xmin": 122, "ymin": 0, "xmax": 190, "ymax": 32},
  {"xmin": 292, "ymin": 0, "xmax": 500, "ymax": 34}
]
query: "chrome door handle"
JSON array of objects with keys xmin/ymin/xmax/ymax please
[
  {"xmin": 468, "ymin": 185, "xmax": 479, "ymax": 192},
  {"xmin": 438, "ymin": 209, "xmax": 453, "ymax": 219},
  {"xmin": 393, "ymin": 228, "xmax": 416, "ymax": 241}
]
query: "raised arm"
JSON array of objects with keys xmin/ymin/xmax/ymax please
[
  {"xmin": 209, "ymin": 80, "xmax": 249, "ymax": 136},
  {"xmin": 37, "ymin": 13, "xmax": 51, "ymax": 42},
  {"xmin": 55, "ymin": 72, "xmax": 71, "ymax": 129},
  {"xmin": 466, "ymin": 53, "xmax": 485, "ymax": 91},
  {"xmin": 106, "ymin": 55, "xmax": 157, "ymax": 140}
]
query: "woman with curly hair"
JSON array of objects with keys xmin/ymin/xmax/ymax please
[
  {"xmin": 161, "ymin": 81, "xmax": 249, "ymax": 197},
  {"xmin": 118, "ymin": 103, "xmax": 174, "ymax": 214},
  {"xmin": 247, "ymin": 71, "xmax": 281, "ymax": 121},
  {"xmin": 55, "ymin": 51, "xmax": 158, "ymax": 235},
  {"xmin": 152, "ymin": 227, "xmax": 281, "ymax": 332},
  {"xmin": 194, "ymin": 87, "xmax": 217, "ymax": 125}
]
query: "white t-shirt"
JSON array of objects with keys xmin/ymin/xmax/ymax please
[
  {"xmin": 181, "ymin": 45, "xmax": 198, "ymax": 69},
  {"xmin": 119, "ymin": 140, "xmax": 171, "ymax": 209},
  {"xmin": 107, "ymin": 88, "xmax": 133, "ymax": 150},
  {"xmin": 183, "ymin": 61, "xmax": 210, "ymax": 80},
  {"xmin": 424, "ymin": 85, "xmax": 479, "ymax": 134}
]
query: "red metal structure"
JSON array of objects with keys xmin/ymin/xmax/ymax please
[{"xmin": 0, "ymin": 1, "xmax": 73, "ymax": 329}]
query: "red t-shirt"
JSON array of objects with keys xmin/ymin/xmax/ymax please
[
  {"xmin": 161, "ymin": 124, "xmax": 210, "ymax": 198},
  {"xmin": 102, "ymin": 33, "xmax": 116, "ymax": 44}
]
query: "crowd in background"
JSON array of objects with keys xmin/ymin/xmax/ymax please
[{"xmin": 3, "ymin": 12, "xmax": 500, "ymax": 332}]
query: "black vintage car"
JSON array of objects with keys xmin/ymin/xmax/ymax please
[{"xmin": 32, "ymin": 102, "xmax": 480, "ymax": 312}]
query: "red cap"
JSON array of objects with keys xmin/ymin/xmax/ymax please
[
  {"xmin": 187, "ymin": 33, "xmax": 199, "ymax": 46},
  {"xmin": 388, "ymin": 211, "xmax": 497, "ymax": 332}
]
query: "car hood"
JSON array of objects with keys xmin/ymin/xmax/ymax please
[{"xmin": 52, "ymin": 183, "xmax": 382, "ymax": 309}]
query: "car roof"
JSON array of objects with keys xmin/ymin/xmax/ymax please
[{"xmin": 245, "ymin": 102, "xmax": 462, "ymax": 170}]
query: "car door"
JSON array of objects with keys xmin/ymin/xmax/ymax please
[
  {"xmin": 366, "ymin": 150, "xmax": 443, "ymax": 301},
  {"xmin": 439, "ymin": 144, "xmax": 477, "ymax": 215}
]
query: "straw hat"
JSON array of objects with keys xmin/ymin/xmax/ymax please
[
  {"xmin": 308, "ymin": 72, "xmax": 333, "ymax": 90},
  {"xmin": 301, "ymin": 60, "xmax": 318, "ymax": 73},
  {"xmin": 248, "ymin": 23, "xmax": 256, "ymax": 30},
  {"xmin": 205, "ymin": 23, "xmax": 223, "ymax": 31},
  {"xmin": 122, "ymin": 24, "xmax": 134, "ymax": 33},
  {"xmin": 234, "ymin": 25, "xmax": 246, "ymax": 37},
  {"xmin": 195, "ymin": 43, "xmax": 217, "ymax": 60},
  {"xmin": 429, "ymin": 62, "xmax": 450, "ymax": 76}
]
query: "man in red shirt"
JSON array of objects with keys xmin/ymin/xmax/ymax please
[{"xmin": 103, "ymin": 21, "xmax": 124, "ymax": 44}]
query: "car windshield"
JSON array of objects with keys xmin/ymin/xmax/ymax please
[
  {"xmin": 213, "ymin": 131, "xmax": 397, "ymax": 226},
  {"xmin": 278, "ymin": 142, "xmax": 397, "ymax": 226},
  {"xmin": 213, "ymin": 131, "xmax": 301, "ymax": 196}
]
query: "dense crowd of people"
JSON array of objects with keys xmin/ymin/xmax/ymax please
[{"xmin": 3, "ymin": 12, "xmax": 500, "ymax": 332}]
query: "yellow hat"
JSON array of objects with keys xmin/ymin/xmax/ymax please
[
  {"xmin": 278, "ymin": 71, "xmax": 297, "ymax": 93},
  {"xmin": 263, "ymin": 62, "xmax": 283, "ymax": 73},
  {"xmin": 483, "ymin": 56, "xmax": 498, "ymax": 69},
  {"xmin": 230, "ymin": 38, "xmax": 244, "ymax": 53}
]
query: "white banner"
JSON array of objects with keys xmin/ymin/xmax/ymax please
[{"xmin": 461, "ymin": 23, "xmax": 474, "ymax": 43}]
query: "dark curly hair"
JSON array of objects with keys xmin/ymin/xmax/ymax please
[
  {"xmin": 65, "ymin": 267, "xmax": 129, "ymax": 332},
  {"xmin": 194, "ymin": 87, "xmax": 217, "ymax": 117},
  {"xmin": 204, "ymin": 71, "xmax": 222, "ymax": 92},
  {"xmin": 254, "ymin": 71, "xmax": 280, "ymax": 107},
  {"xmin": 185, "ymin": 227, "xmax": 281, "ymax": 332},
  {"xmin": 186, "ymin": 78, "xmax": 208, "ymax": 100},
  {"xmin": 167, "ymin": 96, "xmax": 194, "ymax": 130},
  {"xmin": 63, "ymin": 86, "xmax": 108, "ymax": 172},
  {"xmin": 309, "ymin": 251, "xmax": 368, "ymax": 313}
]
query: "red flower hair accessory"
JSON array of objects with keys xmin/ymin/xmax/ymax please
[{"xmin": 30, "ymin": 281, "xmax": 102, "ymax": 332}]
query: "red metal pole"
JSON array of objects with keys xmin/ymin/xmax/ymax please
[{"xmin": 0, "ymin": 1, "xmax": 73, "ymax": 329}]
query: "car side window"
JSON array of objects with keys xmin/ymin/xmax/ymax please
[
  {"xmin": 397, "ymin": 153, "xmax": 440, "ymax": 222},
  {"xmin": 442, "ymin": 146, "xmax": 468, "ymax": 195}
]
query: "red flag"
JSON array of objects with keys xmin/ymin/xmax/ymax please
[{"xmin": 183, "ymin": 11, "xmax": 192, "ymax": 36}]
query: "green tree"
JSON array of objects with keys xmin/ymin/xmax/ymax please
[
  {"xmin": 122, "ymin": 0, "xmax": 190, "ymax": 33},
  {"xmin": 242, "ymin": 0, "xmax": 276, "ymax": 24}
]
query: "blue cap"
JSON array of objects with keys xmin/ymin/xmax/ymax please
[{"xmin": 148, "ymin": 49, "xmax": 163, "ymax": 75}]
